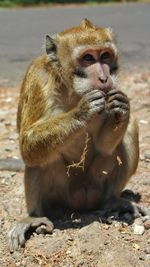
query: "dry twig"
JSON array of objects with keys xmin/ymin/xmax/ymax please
[{"xmin": 66, "ymin": 133, "xmax": 90, "ymax": 177}]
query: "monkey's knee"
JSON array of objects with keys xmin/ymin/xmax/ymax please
[{"xmin": 8, "ymin": 216, "xmax": 54, "ymax": 252}]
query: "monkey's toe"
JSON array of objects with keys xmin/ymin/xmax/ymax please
[
  {"xmin": 8, "ymin": 223, "xmax": 29, "ymax": 252},
  {"xmin": 103, "ymin": 197, "xmax": 150, "ymax": 224},
  {"xmin": 132, "ymin": 203, "xmax": 150, "ymax": 218},
  {"xmin": 31, "ymin": 217, "xmax": 54, "ymax": 234}
]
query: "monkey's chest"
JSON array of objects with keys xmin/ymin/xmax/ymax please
[{"xmin": 62, "ymin": 132, "xmax": 94, "ymax": 168}]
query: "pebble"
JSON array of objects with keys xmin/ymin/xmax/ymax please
[
  {"xmin": 142, "ymin": 215, "xmax": 150, "ymax": 222},
  {"xmin": 133, "ymin": 224, "xmax": 145, "ymax": 235},
  {"xmin": 134, "ymin": 218, "xmax": 143, "ymax": 226},
  {"xmin": 144, "ymin": 220, "xmax": 150, "ymax": 230},
  {"xmin": 77, "ymin": 260, "xmax": 84, "ymax": 266},
  {"xmin": 4, "ymin": 147, "xmax": 12, "ymax": 152},
  {"xmin": 144, "ymin": 152, "xmax": 150, "ymax": 160},
  {"xmin": 133, "ymin": 243, "xmax": 140, "ymax": 250},
  {"xmin": 104, "ymin": 225, "xmax": 110, "ymax": 230},
  {"xmin": 66, "ymin": 250, "xmax": 71, "ymax": 255},
  {"xmin": 144, "ymin": 248, "xmax": 150, "ymax": 254}
]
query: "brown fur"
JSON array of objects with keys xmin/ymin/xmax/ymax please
[{"xmin": 8, "ymin": 19, "xmax": 139, "ymax": 251}]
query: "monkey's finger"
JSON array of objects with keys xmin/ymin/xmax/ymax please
[
  {"xmin": 18, "ymin": 231, "xmax": 26, "ymax": 248},
  {"xmin": 89, "ymin": 99, "xmax": 105, "ymax": 113},
  {"xmin": 31, "ymin": 217, "xmax": 52, "ymax": 228},
  {"xmin": 107, "ymin": 89, "xmax": 126, "ymax": 97},
  {"xmin": 107, "ymin": 94, "xmax": 129, "ymax": 104},
  {"xmin": 8, "ymin": 227, "xmax": 20, "ymax": 252},
  {"xmin": 45, "ymin": 221, "xmax": 54, "ymax": 233},
  {"xmin": 86, "ymin": 90, "xmax": 105, "ymax": 101},
  {"xmin": 35, "ymin": 222, "xmax": 53, "ymax": 234},
  {"xmin": 134, "ymin": 204, "xmax": 150, "ymax": 217},
  {"xmin": 111, "ymin": 108, "xmax": 129, "ymax": 123},
  {"xmin": 17, "ymin": 224, "xmax": 31, "ymax": 248},
  {"xmin": 35, "ymin": 225, "xmax": 47, "ymax": 234},
  {"xmin": 107, "ymin": 101, "xmax": 129, "ymax": 111}
]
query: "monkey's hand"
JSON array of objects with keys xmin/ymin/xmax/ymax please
[
  {"xmin": 106, "ymin": 89, "xmax": 130, "ymax": 124},
  {"xmin": 76, "ymin": 89, "xmax": 105, "ymax": 121},
  {"xmin": 8, "ymin": 216, "xmax": 54, "ymax": 252}
]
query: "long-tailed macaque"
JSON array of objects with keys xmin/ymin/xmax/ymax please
[{"xmin": 9, "ymin": 19, "xmax": 142, "ymax": 251}]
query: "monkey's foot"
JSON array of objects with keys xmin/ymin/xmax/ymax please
[
  {"xmin": 97, "ymin": 197, "xmax": 150, "ymax": 224},
  {"xmin": 8, "ymin": 216, "xmax": 54, "ymax": 252}
]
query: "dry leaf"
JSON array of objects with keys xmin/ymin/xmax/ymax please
[
  {"xmin": 102, "ymin": 170, "xmax": 108, "ymax": 175},
  {"xmin": 117, "ymin": 155, "xmax": 122, "ymax": 166}
]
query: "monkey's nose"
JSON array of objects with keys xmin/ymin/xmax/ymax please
[{"xmin": 99, "ymin": 76, "xmax": 108, "ymax": 84}]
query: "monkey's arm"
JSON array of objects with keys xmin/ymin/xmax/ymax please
[
  {"xmin": 20, "ymin": 109, "xmax": 84, "ymax": 166},
  {"xmin": 19, "ymin": 69, "xmax": 104, "ymax": 166},
  {"xmin": 122, "ymin": 117, "xmax": 139, "ymax": 178}
]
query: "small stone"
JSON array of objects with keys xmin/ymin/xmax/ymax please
[
  {"xmin": 134, "ymin": 218, "xmax": 143, "ymax": 226},
  {"xmin": 67, "ymin": 236, "xmax": 74, "ymax": 241},
  {"xmin": 5, "ymin": 147, "xmax": 12, "ymax": 152},
  {"xmin": 144, "ymin": 152, "xmax": 150, "ymax": 160},
  {"xmin": 104, "ymin": 225, "xmax": 110, "ymax": 230},
  {"xmin": 139, "ymin": 120, "xmax": 148, "ymax": 124},
  {"xmin": 5, "ymin": 97, "xmax": 12, "ymax": 103},
  {"xmin": 77, "ymin": 261, "xmax": 84, "ymax": 267},
  {"xmin": 11, "ymin": 172, "xmax": 16, "ymax": 177},
  {"xmin": 144, "ymin": 220, "xmax": 150, "ymax": 230},
  {"xmin": 9, "ymin": 133, "xmax": 18, "ymax": 141},
  {"xmin": 114, "ymin": 221, "xmax": 121, "ymax": 228},
  {"xmin": 119, "ymin": 226, "xmax": 128, "ymax": 234},
  {"xmin": 139, "ymin": 256, "xmax": 145, "ymax": 261},
  {"xmin": 133, "ymin": 243, "xmax": 140, "ymax": 250},
  {"xmin": 133, "ymin": 224, "xmax": 145, "ymax": 235},
  {"xmin": 142, "ymin": 215, "xmax": 150, "ymax": 222},
  {"xmin": 16, "ymin": 263, "xmax": 21, "ymax": 267},
  {"xmin": 144, "ymin": 248, "xmax": 150, "ymax": 254}
]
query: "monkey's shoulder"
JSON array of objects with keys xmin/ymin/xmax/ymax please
[
  {"xmin": 21, "ymin": 54, "xmax": 55, "ymax": 94},
  {"xmin": 27, "ymin": 54, "xmax": 53, "ymax": 76}
]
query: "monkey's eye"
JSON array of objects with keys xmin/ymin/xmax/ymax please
[
  {"xmin": 82, "ymin": 54, "xmax": 95, "ymax": 62},
  {"xmin": 100, "ymin": 51, "xmax": 112, "ymax": 62}
]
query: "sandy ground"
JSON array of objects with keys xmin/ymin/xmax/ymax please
[{"xmin": 0, "ymin": 67, "xmax": 150, "ymax": 267}]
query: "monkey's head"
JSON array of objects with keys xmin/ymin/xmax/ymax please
[{"xmin": 46, "ymin": 19, "xmax": 118, "ymax": 95}]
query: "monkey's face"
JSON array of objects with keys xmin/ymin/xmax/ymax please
[
  {"xmin": 46, "ymin": 19, "xmax": 118, "ymax": 95},
  {"xmin": 72, "ymin": 45, "xmax": 118, "ymax": 96}
]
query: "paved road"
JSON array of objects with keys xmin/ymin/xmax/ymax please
[{"xmin": 0, "ymin": 3, "xmax": 150, "ymax": 86}]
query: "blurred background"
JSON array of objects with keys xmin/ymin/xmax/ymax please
[
  {"xmin": 0, "ymin": 0, "xmax": 150, "ymax": 86},
  {"xmin": 0, "ymin": 0, "xmax": 148, "ymax": 7}
]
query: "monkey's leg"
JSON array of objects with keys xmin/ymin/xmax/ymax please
[{"xmin": 8, "ymin": 166, "xmax": 54, "ymax": 252}]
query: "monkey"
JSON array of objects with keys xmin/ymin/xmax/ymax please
[{"xmin": 8, "ymin": 19, "xmax": 149, "ymax": 252}]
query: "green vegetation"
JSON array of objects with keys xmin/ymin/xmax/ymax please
[{"xmin": 0, "ymin": 0, "xmax": 146, "ymax": 7}]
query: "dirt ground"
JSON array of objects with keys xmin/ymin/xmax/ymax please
[{"xmin": 0, "ymin": 66, "xmax": 150, "ymax": 267}]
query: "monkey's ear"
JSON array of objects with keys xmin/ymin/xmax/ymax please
[
  {"xmin": 80, "ymin": 18, "xmax": 95, "ymax": 29},
  {"xmin": 45, "ymin": 35, "xmax": 57, "ymax": 61}
]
